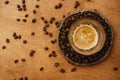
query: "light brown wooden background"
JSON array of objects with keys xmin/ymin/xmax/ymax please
[{"xmin": 0, "ymin": 0, "xmax": 120, "ymax": 80}]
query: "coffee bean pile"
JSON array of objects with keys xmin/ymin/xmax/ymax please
[{"xmin": 58, "ymin": 11, "xmax": 113, "ymax": 65}]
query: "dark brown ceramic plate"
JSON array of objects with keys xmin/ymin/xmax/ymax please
[{"xmin": 58, "ymin": 10, "xmax": 113, "ymax": 66}]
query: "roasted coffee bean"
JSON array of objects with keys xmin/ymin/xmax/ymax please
[
  {"xmin": 17, "ymin": 4, "xmax": 21, "ymax": 8},
  {"xmin": 40, "ymin": 17, "xmax": 44, "ymax": 20},
  {"xmin": 13, "ymin": 32, "xmax": 17, "ymax": 37},
  {"xmin": 44, "ymin": 47, "xmax": 49, "ymax": 50},
  {"xmin": 19, "ymin": 77, "xmax": 24, "ymax": 80},
  {"xmin": 18, "ymin": 8, "xmax": 22, "ymax": 11},
  {"xmin": 2, "ymin": 46, "xmax": 6, "ymax": 49},
  {"xmin": 6, "ymin": 38, "xmax": 10, "ymax": 43},
  {"xmin": 25, "ymin": 14, "xmax": 29, "ymax": 17},
  {"xmin": 49, "ymin": 33, "xmax": 53, "ymax": 38},
  {"xmin": 21, "ymin": 58, "xmax": 26, "ymax": 62},
  {"xmin": 54, "ymin": 62, "xmax": 59, "ymax": 67},
  {"xmin": 55, "ymin": 21, "xmax": 60, "ymax": 28},
  {"xmin": 5, "ymin": 0, "xmax": 9, "ymax": 4},
  {"xmin": 25, "ymin": 77, "xmax": 28, "ymax": 80},
  {"xmin": 29, "ymin": 50, "xmax": 36, "ymax": 57},
  {"xmin": 45, "ymin": 24, "xmax": 49, "ymax": 27},
  {"xmin": 22, "ymin": 19, "xmax": 27, "ymax": 22},
  {"xmin": 14, "ymin": 59, "xmax": 19, "ymax": 63},
  {"xmin": 60, "ymin": 68, "xmax": 65, "ymax": 73},
  {"xmin": 22, "ymin": 4, "xmax": 26, "ymax": 8},
  {"xmin": 23, "ymin": 40, "xmax": 27, "ymax": 44},
  {"xmin": 71, "ymin": 68, "xmax": 77, "ymax": 72},
  {"xmin": 33, "ymin": 10, "xmax": 37, "ymax": 14},
  {"xmin": 58, "ymin": 3, "xmax": 62, "ymax": 9},
  {"xmin": 35, "ymin": 5, "xmax": 39, "ymax": 8},
  {"xmin": 44, "ymin": 31, "xmax": 49, "ymax": 35},
  {"xmin": 16, "ymin": 18, "xmax": 21, "ymax": 22},
  {"xmin": 74, "ymin": 1, "xmax": 80, "ymax": 9},
  {"xmin": 48, "ymin": 54, "xmax": 52, "ymax": 57},
  {"xmin": 43, "ymin": 20, "xmax": 48, "ymax": 24},
  {"xmin": 62, "ymin": 15, "xmax": 66, "ymax": 18},
  {"xmin": 22, "ymin": 0, "xmax": 26, "ymax": 4},
  {"xmin": 113, "ymin": 66, "xmax": 119, "ymax": 71},
  {"xmin": 31, "ymin": 32, "xmax": 35, "ymax": 36},
  {"xmin": 51, "ymin": 39, "xmax": 56, "ymax": 44},
  {"xmin": 87, "ymin": 0, "xmax": 92, "ymax": 2},
  {"xmin": 40, "ymin": 67, "xmax": 44, "ymax": 71},
  {"xmin": 32, "ymin": 18, "xmax": 37, "ymax": 23}
]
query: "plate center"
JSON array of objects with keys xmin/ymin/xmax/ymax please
[{"xmin": 72, "ymin": 24, "xmax": 98, "ymax": 50}]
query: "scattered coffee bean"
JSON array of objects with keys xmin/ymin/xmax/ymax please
[
  {"xmin": 44, "ymin": 47, "xmax": 49, "ymax": 50},
  {"xmin": 35, "ymin": 5, "xmax": 39, "ymax": 8},
  {"xmin": 51, "ymin": 17, "xmax": 55, "ymax": 21},
  {"xmin": 32, "ymin": 18, "xmax": 37, "ymax": 23},
  {"xmin": 5, "ymin": 0, "xmax": 9, "ymax": 5},
  {"xmin": 51, "ymin": 51, "xmax": 57, "ymax": 57},
  {"xmin": 58, "ymin": 3, "xmax": 62, "ymax": 9},
  {"xmin": 54, "ymin": 62, "xmax": 59, "ymax": 67},
  {"xmin": 22, "ymin": 4, "xmax": 26, "ymax": 8},
  {"xmin": 54, "ymin": 5, "xmax": 58, "ymax": 9},
  {"xmin": 24, "ymin": 77, "xmax": 28, "ymax": 80},
  {"xmin": 55, "ymin": 21, "xmax": 60, "ymax": 28},
  {"xmin": 23, "ymin": 40, "xmax": 27, "ymax": 44},
  {"xmin": 25, "ymin": 14, "xmax": 29, "ymax": 17},
  {"xmin": 40, "ymin": 17, "xmax": 44, "ymax": 20},
  {"xmin": 44, "ymin": 31, "xmax": 49, "ymax": 35},
  {"xmin": 14, "ymin": 59, "xmax": 19, "ymax": 64},
  {"xmin": 49, "ymin": 17, "xmax": 56, "ymax": 24},
  {"xmin": 17, "ymin": 4, "xmax": 21, "ymax": 8},
  {"xmin": 23, "ymin": 8, "xmax": 27, "ymax": 11},
  {"xmin": 40, "ymin": 67, "xmax": 44, "ymax": 71},
  {"xmin": 18, "ymin": 8, "xmax": 22, "ymax": 11},
  {"xmin": 13, "ymin": 32, "xmax": 16, "ymax": 37},
  {"xmin": 19, "ymin": 77, "xmax": 24, "ymax": 80},
  {"xmin": 48, "ymin": 54, "xmax": 52, "ymax": 57},
  {"xmin": 74, "ymin": 1, "xmax": 80, "ymax": 9},
  {"xmin": 21, "ymin": 58, "xmax": 26, "ymax": 62},
  {"xmin": 22, "ymin": 19, "xmax": 27, "ymax": 22},
  {"xmin": 94, "ymin": 9, "xmax": 97, "ymax": 12},
  {"xmin": 18, "ymin": 35, "xmax": 22, "ymax": 39},
  {"xmin": 29, "ymin": 50, "xmax": 36, "ymax": 57},
  {"xmin": 49, "ymin": 33, "xmax": 53, "ymax": 38},
  {"xmin": 14, "ymin": 36, "xmax": 18, "ymax": 39},
  {"xmin": 113, "ymin": 66, "xmax": 119, "ymax": 71},
  {"xmin": 2, "ymin": 46, "xmax": 6, "ymax": 49},
  {"xmin": 16, "ymin": 18, "xmax": 21, "ymax": 22},
  {"xmin": 62, "ymin": 15, "xmax": 66, "ymax": 18},
  {"xmin": 31, "ymin": 32, "xmax": 35, "ymax": 36},
  {"xmin": 87, "ymin": 0, "xmax": 92, "ymax": 2},
  {"xmin": 33, "ymin": 10, "xmax": 37, "ymax": 14},
  {"xmin": 45, "ymin": 24, "xmax": 49, "ymax": 28},
  {"xmin": 54, "ymin": 3, "xmax": 62, "ymax": 9},
  {"xmin": 22, "ymin": 0, "xmax": 26, "ymax": 4},
  {"xmin": 60, "ymin": 68, "xmax": 65, "ymax": 73},
  {"xmin": 43, "ymin": 27, "xmax": 46, "ymax": 31},
  {"xmin": 71, "ymin": 68, "xmax": 77, "ymax": 72},
  {"xmin": 6, "ymin": 38, "xmax": 10, "ymax": 43},
  {"xmin": 51, "ymin": 39, "xmax": 56, "ymax": 44},
  {"xmin": 43, "ymin": 20, "xmax": 48, "ymax": 24},
  {"xmin": 52, "ymin": 51, "xmax": 55, "ymax": 54}
]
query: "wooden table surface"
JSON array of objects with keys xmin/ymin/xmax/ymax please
[{"xmin": 0, "ymin": 0, "xmax": 120, "ymax": 80}]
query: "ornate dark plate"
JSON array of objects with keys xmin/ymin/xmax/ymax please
[{"xmin": 58, "ymin": 10, "xmax": 113, "ymax": 66}]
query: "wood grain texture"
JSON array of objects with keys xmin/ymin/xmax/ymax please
[{"xmin": 0, "ymin": 0, "xmax": 120, "ymax": 80}]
